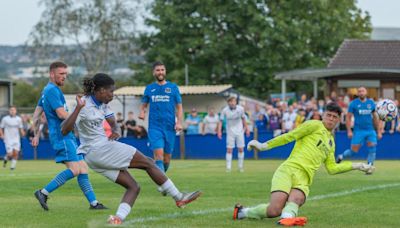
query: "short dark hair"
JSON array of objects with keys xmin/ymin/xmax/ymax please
[
  {"xmin": 325, "ymin": 102, "xmax": 342, "ymax": 116},
  {"xmin": 152, "ymin": 61, "xmax": 165, "ymax": 70},
  {"xmin": 49, "ymin": 61, "xmax": 68, "ymax": 71},
  {"xmin": 83, "ymin": 73, "xmax": 115, "ymax": 95}
]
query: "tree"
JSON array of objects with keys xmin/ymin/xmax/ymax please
[
  {"xmin": 28, "ymin": 0, "xmax": 142, "ymax": 74},
  {"xmin": 137, "ymin": 0, "xmax": 371, "ymax": 98}
]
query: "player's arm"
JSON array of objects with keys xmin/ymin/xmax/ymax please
[
  {"xmin": 139, "ymin": 103, "xmax": 148, "ymax": 120},
  {"xmin": 106, "ymin": 116, "xmax": 121, "ymax": 140},
  {"xmin": 175, "ymin": 103, "xmax": 183, "ymax": 131},
  {"xmin": 61, "ymin": 95, "xmax": 85, "ymax": 135},
  {"xmin": 242, "ymin": 116, "xmax": 250, "ymax": 137},
  {"xmin": 346, "ymin": 111, "xmax": 353, "ymax": 138},
  {"xmin": 31, "ymin": 106, "xmax": 43, "ymax": 147},
  {"xmin": 325, "ymin": 150, "xmax": 374, "ymax": 175},
  {"xmin": 0, "ymin": 127, "xmax": 3, "ymax": 139},
  {"xmin": 248, "ymin": 120, "xmax": 319, "ymax": 151},
  {"xmin": 372, "ymin": 111, "xmax": 382, "ymax": 139}
]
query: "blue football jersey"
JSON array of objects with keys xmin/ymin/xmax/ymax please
[
  {"xmin": 348, "ymin": 98, "xmax": 376, "ymax": 131},
  {"xmin": 142, "ymin": 81, "xmax": 182, "ymax": 130},
  {"xmin": 37, "ymin": 82, "xmax": 75, "ymax": 150}
]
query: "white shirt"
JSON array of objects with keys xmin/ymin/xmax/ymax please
[
  {"xmin": 282, "ymin": 111, "xmax": 297, "ymax": 130},
  {"xmin": 203, "ymin": 114, "xmax": 219, "ymax": 134},
  {"xmin": 220, "ymin": 105, "xmax": 246, "ymax": 135},
  {"xmin": 76, "ymin": 96, "xmax": 114, "ymax": 154},
  {"xmin": 0, "ymin": 115, "xmax": 23, "ymax": 144}
]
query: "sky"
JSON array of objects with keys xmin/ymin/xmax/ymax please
[{"xmin": 0, "ymin": 0, "xmax": 398, "ymax": 46}]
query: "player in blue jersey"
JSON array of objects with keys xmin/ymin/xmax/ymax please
[
  {"xmin": 139, "ymin": 62, "xmax": 183, "ymax": 173},
  {"xmin": 336, "ymin": 87, "xmax": 382, "ymax": 174},
  {"xmin": 31, "ymin": 61, "xmax": 106, "ymax": 210}
]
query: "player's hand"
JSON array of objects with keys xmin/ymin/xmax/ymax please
[
  {"xmin": 245, "ymin": 129, "xmax": 250, "ymax": 137},
  {"xmin": 31, "ymin": 136, "xmax": 40, "ymax": 147},
  {"xmin": 76, "ymin": 94, "xmax": 85, "ymax": 109},
  {"xmin": 377, "ymin": 131, "xmax": 382, "ymax": 140},
  {"xmin": 175, "ymin": 123, "xmax": 183, "ymax": 132},
  {"xmin": 347, "ymin": 131, "xmax": 353, "ymax": 139},
  {"xmin": 247, "ymin": 140, "xmax": 263, "ymax": 151},
  {"xmin": 217, "ymin": 131, "xmax": 222, "ymax": 139},
  {"xmin": 108, "ymin": 132, "xmax": 121, "ymax": 141},
  {"xmin": 138, "ymin": 112, "xmax": 145, "ymax": 120},
  {"xmin": 352, "ymin": 162, "xmax": 375, "ymax": 173}
]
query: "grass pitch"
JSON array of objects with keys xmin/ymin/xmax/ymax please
[{"xmin": 0, "ymin": 160, "xmax": 399, "ymax": 228}]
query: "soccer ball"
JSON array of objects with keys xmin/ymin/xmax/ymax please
[{"xmin": 376, "ymin": 99, "xmax": 398, "ymax": 122}]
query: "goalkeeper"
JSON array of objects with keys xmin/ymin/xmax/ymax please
[{"xmin": 233, "ymin": 102, "xmax": 375, "ymax": 226}]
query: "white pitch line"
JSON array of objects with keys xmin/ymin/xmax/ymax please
[{"xmin": 121, "ymin": 182, "xmax": 400, "ymax": 226}]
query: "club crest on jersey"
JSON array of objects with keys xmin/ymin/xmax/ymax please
[
  {"xmin": 165, "ymin": 88, "xmax": 171, "ymax": 93},
  {"xmin": 367, "ymin": 104, "xmax": 371, "ymax": 109},
  {"xmin": 329, "ymin": 139, "xmax": 333, "ymax": 147}
]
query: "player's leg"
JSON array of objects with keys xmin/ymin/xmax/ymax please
[
  {"xmin": 34, "ymin": 142, "xmax": 81, "ymax": 211},
  {"xmin": 108, "ymin": 170, "xmax": 140, "ymax": 224},
  {"xmin": 163, "ymin": 130, "xmax": 176, "ymax": 172},
  {"xmin": 337, "ymin": 131, "xmax": 362, "ymax": 163},
  {"xmin": 76, "ymin": 158, "xmax": 106, "ymax": 209},
  {"xmin": 277, "ymin": 189, "xmax": 307, "ymax": 226},
  {"xmin": 129, "ymin": 150, "xmax": 201, "ymax": 207},
  {"xmin": 226, "ymin": 134, "xmax": 235, "ymax": 172},
  {"xmin": 237, "ymin": 134, "xmax": 245, "ymax": 172},
  {"xmin": 3, "ymin": 144, "xmax": 12, "ymax": 168},
  {"xmin": 149, "ymin": 128, "xmax": 166, "ymax": 172},
  {"xmin": 10, "ymin": 149, "xmax": 18, "ymax": 170},
  {"xmin": 234, "ymin": 165, "xmax": 291, "ymax": 220},
  {"xmin": 365, "ymin": 131, "xmax": 378, "ymax": 174}
]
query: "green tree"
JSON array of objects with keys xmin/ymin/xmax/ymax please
[
  {"xmin": 137, "ymin": 0, "xmax": 371, "ymax": 98},
  {"xmin": 28, "ymin": 0, "xmax": 141, "ymax": 74},
  {"xmin": 13, "ymin": 81, "xmax": 42, "ymax": 108}
]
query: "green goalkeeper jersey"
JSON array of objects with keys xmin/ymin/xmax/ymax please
[{"xmin": 267, "ymin": 120, "xmax": 352, "ymax": 183}]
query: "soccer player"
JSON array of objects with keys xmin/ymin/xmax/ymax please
[
  {"xmin": 61, "ymin": 73, "xmax": 201, "ymax": 225},
  {"xmin": 217, "ymin": 97, "xmax": 250, "ymax": 172},
  {"xmin": 31, "ymin": 61, "xmax": 106, "ymax": 211},
  {"xmin": 233, "ymin": 102, "xmax": 374, "ymax": 226},
  {"xmin": 139, "ymin": 61, "xmax": 183, "ymax": 173},
  {"xmin": 0, "ymin": 106, "xmax": 25, "ymax": 170},
  {"xmin": 336, "ymin": 87, "xmax": 382, "ymax": 174}
]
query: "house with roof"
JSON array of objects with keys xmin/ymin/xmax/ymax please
[
  {"xmin": 64, "ymin": 84, "xmax": 265, "ymax": 130},
  {"xmin": 275, "ymin": 40, "xmax": 400, "ymax": 101},
  {"xmin": 0, "ymin": 79, "xmax": 13, "ymax": 114}
]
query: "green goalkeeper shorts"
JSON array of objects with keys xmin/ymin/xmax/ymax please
[{"xmin": 271, "ymin": 164, "xmax": 311, "ymax": 197}]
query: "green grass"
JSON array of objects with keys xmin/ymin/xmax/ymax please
[{"xmin": 1, "ymin": 160, "xmax": 400, "ymax": 228}]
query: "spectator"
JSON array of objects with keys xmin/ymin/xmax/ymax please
[
  {"xmin": 185, "ymin": 108, "xmax": 201, "ymax": 135},
  {"xmin": 116, "ymin": 112, "xmax": 125, "ymax": 137},
  {"xmin": 125, "ymin": 111, "xmax": 136, "ymax": 137},
  {"xmin": 133, "ymin": 125, "xmax": 148, "ymax": 139},
  {"xmin": 281, "ymin": 106, "xmax": 296, "ymax": 133},
  {"xmin": 311, "ymin": 110, "xmax": 322, "ymax": 121},
  {"xmin": 255, "ymin": 113, "xmax": 268, "ymax": 132},
  {"xmin": 298, "ymin": 93, "xmax": 307, "ymax": 109},
  {"xmin": 294, "ymin": 108, "xmax": 306, "ymax": 128},
  {"xmin": 202, "ymin": 107, "xmax": 219, "ymax": 135},
  {"xmin": 269, "ymin": 108, "xmax": 282, "ymax": 137}
]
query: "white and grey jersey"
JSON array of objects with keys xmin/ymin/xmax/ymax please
[
  {"xmin": 0, "ymin": 115, "xmax": 23, "ymax": 144},
  {"xmin": 76, "ymin": 96, "xmax": 114, "ymax": 154},
  {"xmin": 203, "ymin": 114, "xmax": 219, "ymax": 134},
  {"xmin": 220, "ymin": 105, "xmax": 246, "ymax": 135}
]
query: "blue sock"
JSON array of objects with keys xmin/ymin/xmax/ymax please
[
  {"xmin": 343, "ymin": 149, "xmax": 355, "ymax": 158},
  {"xmin": 164, "ymin": 163, "xmax": 170, "ymax": 172},
  {"xmin": 367, "ymin": 146, "xmax": 376, "ymax": 165},
  {"xmin": 44, "ymin": 169, "xmax": 74, "ymax": 193},
  {"xmin": 155, "ymin": 160, "xmax": 165, "ymax": 173},
  {"xmin": 77, "ymin": 174, "xmax": 97, "ymax": 205}
]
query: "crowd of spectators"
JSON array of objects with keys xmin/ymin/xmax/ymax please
[{"xmin": 2, "ymin": 92, "xmax": 400, "ymax": 142}]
